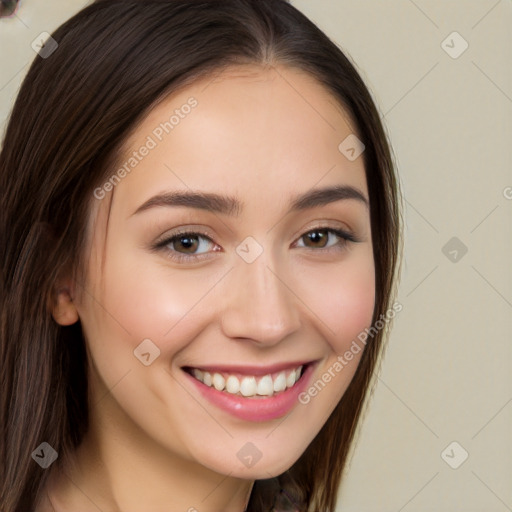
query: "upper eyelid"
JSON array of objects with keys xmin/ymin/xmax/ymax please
[{"xmin": 157, "ymin": 218, "xmax": 356, "ymax": 240}]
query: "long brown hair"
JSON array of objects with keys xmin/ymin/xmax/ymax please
[{"xmin": 0, "ymin": 1, "xmax": 402, "ymax": 510}]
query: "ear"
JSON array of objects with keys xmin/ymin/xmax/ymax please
[{"xmin": 50, "ymin": 279, "xmax": 79, "ymax": 326}]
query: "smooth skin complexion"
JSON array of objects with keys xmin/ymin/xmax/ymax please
[{"xmin": 47, "ymin": 64, "xmax": 375, "ymax": 511}]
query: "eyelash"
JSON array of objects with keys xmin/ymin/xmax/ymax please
[{"xmin": 152, "ymin": 225, "xmax": 359, "ymax": 263}]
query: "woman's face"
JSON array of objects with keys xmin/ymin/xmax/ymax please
[{"xmin": 73, "ymin": 64, "xmax": 375, "ymax": 479}]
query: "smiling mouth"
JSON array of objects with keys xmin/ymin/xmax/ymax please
[{"xmin": 182, "ymin": 364, "xmax": 308, "ymax": 398}]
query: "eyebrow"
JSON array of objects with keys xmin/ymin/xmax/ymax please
[{"xmin": 130, "ymin": 184, "xmax": 369, "ymax": 218}]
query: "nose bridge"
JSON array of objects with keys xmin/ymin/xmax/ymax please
[{"xmin": 219, "ymin": 243, "xmax": 301, "ymax": 345}]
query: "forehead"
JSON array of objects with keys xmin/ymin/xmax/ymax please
[{"xmin": 100, "ymin": 64, "xmax": 367, "ymax": 220}]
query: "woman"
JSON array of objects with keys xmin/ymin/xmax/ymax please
[{"xmin": 0, "ymin": 0, "xmax": 402, "ymax": 510}]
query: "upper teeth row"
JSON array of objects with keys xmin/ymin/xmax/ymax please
[{"xmin": 191, "ymin": 366, "xmax": 303, "ymax": 397}]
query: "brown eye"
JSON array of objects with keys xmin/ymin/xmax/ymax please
[
  {"xmin": 152, "ymin": 230, "xmax": 218, "ymax": 263},
  {"xmin": 296, "ymin": 228, "xmax": 355, "ymax": 251},
  {"xmin": 173, "ymin": 234, "xmax": 200, "ymax": 254},
  {"xmin": 164, "ymin": 232, "xmax": 214, "ymax": 256},
  {"xmin": 301, "ymin": 229, "xmax": 330, "ymax": 249}
]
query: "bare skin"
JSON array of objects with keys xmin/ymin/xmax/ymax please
[{"xmin": 41, "ymin": 64, "xmax": 375, "ymax": 511}]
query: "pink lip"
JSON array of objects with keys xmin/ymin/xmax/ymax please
[{"xmin": 182, "ymin": 362, "xmax": 316, "ymax": 422}]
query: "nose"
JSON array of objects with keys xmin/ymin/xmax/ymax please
[{"xmin": 219, "ymin": 252, "xmax": 302, "ymax": 347}]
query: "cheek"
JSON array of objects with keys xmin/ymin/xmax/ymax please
[
  {"xmin": 297, "ymin": 252, "xmax": 375, "ymax": 354},
  {"xmin": 329, "ymin": 274, "xmax": 375, "ymax": 354},
  {"xmin": 86, "ymin": 249, "xmax": 227, "ymax": 367}
]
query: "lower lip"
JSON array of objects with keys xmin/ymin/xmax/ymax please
[{"xmin": 183, "ymin": 363, "xmax": 315, "ymax": 422}]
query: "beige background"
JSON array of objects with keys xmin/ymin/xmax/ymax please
[{"xmin": 1, "ymin": 1, "xmax": 511, "ymax": 511}]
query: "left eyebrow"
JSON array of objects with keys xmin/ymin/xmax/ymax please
[{"xmin": 130, "ymin": 184, "xmax": 369, "ymax": 218}]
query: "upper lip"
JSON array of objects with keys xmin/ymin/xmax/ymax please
[{"xmin": 182, "ymin": 360, "xmax": 315, "ymax": 376}]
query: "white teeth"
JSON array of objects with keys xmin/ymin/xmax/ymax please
[
  {"xmin": 257, "ymin": 375, "xmax": 274, "ymax": 396},
  {"xmin": 286, "ymin": 370, "xmax": 296, "ymax": 388},
  {"xmin": 203, "ymin": 371, "xmax": 212, "ymax": 387},
  {"xmin": 225, "ymin": 375, "xmax": 240, "ymax": 394},
  {"xmin": 212, "ymin": 373, "xmax": 225, "ymax": 391},
  {"xmin": 189, "ymin": 365, "xmax": 304, "ymax": 397},
  {"xmin": 273, "ymin": 372, "xmax": 287, "ymax": 392},
  {"xmin": 240, "ymin": 377, "xmax": 257, "ymax": 397}
]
